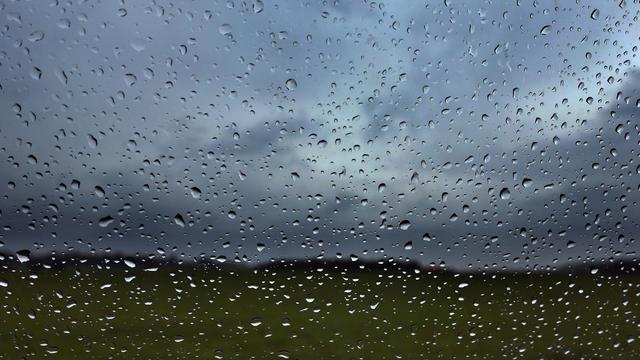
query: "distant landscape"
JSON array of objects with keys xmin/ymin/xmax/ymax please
[{"xmin": 1, "ymin": 250, "xmax": 639, "ymax": 274}]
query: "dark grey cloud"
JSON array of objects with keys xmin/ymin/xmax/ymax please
[{"xmin": 0, "ymin": 0, "xmax": 638, "ymax": 269}]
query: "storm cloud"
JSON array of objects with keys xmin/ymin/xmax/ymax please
[{"xmin": 0, "ymin": 0, "xmax": 638, "ymax": 270}]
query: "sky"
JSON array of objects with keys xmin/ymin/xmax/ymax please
[{"xmin": 0, "ymin": 0, "xmax": 639, "ymax": 270}]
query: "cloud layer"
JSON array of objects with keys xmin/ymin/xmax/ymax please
[{"xmin": 0, "ymin": 0, "xmax": 639, "ymax": 270}]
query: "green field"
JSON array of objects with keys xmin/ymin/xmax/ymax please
[{"xmin": 0, "ymin": 267, "xmax": 638, "ymax": 359}]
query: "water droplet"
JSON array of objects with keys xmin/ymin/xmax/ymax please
[
  {"xmin": 499, "ymin": 188, "xmax": 511, "ymax": 200},
  {"xmin": 16, "ymin": 250, "xmax": 31, "ymax": 263},
  {"xmin": 30, "ymin": 67, "xmax": 42, "ymax": 80},
  {"xmin": 252, "ymin": 0, "xmax": 264, "ymax": 13},
  {"xmin": 539, "ymin": 25, "xmax": 551, "ymax": 35},
  {"xmin": 94, "ymin": 186, "xmax": 105, "ymax": 197},
  {"xmin": 190, "ymin": 187, "xmax": 201, "ymax": 199},
  {"xmin": 219, "ymin": 24, "xmax": 232, "ymax": 35},
  {"xmin": 285, "ymin": 78, "xmax": 297, "ymax": 90},
  {"xmin": 124, "ymin": 259, "xmax": 136, "ymax": 268},
  {"xmin": 124, "ymin": 73, "xmax": 137, "ymax": 87},
  {"xmin": 98, "ymin": 216, "xmax": 114, "ymax": 227},
  {"xmin": 174, "ymin": 214, "xmax": 185, "ymax": 227},
  {"xmin": 410, "ymin": 172, "xmax": 419, "ymax": 184},
  {"xmin": 28, "ymin": 31, "xmax": 45, "ymax": 42},
  {"xmin": 399, "ymin": 220, "xmax": 411, "ymax": 230},
  {"xmin": 88, "ymin": 134, "xmax": 98, "ymax": 148}
]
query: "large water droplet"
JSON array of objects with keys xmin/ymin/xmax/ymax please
[
  {"xmin": 399, "ymin": 220, "xmax": 411, "ymax": 230},
  {"xmin": 539, "ymin": 25, "xmax": 551, "ymax": 35},
  {"xmin": 285, "ymin": 78, "xmax": 297, "ymax": 90},
  {"xmin": 174, "ymin": 214, "xmax": 185, "ymax": 227},
  {"xmin": 16, "ymin": 250, "xmax": 31, "ymax": 263},
  {"xmin": 219, "ymin": 24, "xmax": 232, "ymax": 35},
  {"xmin": 499, "ymin": 188, "xmax": 511, "ymax": 200},
  {"xmin": 98, "ymin": 216, "xmax": 114, "ymax": 227}
]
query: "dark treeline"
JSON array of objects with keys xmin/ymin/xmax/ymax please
[{"xmin": 0, "ymin": 251, "xmax": 638, "ymax": 276}]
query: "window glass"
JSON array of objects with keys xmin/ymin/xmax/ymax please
[{"xmin": 1, "ymin": 1, "xmax": 638, "ymax": 358}]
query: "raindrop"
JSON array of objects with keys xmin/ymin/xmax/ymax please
[
  {"xmin": 399, "ymin": 220, "xmax": 411, "ymax": 230},
  {"xmin": 28, "ymin": 31, "xmax": 45, "ymax": 42},
  {"xmin": 124, "ymin": 259, "xmax": 136, "ymax": 268},
  {"xmin": 410, "ymin": 172, "xmax": 419, "ymax": 184},
  {"xmin": 219, "ymin": 24, "xmax": 233, "ymax": 35},
  {"xmin": 94, "ymin": 186, "xmax": 105, "ymax": 197},
  {"xmin": 252, "ymin": 0, "xmax": 264, "ymax": 13},
  {"xmin": 539, "ymin": 25, "xmax": 551, "ymax": 35},
  {"xmin": 124, "ymin": 73, "xmax": 137, "ymax": 87},
  {"xmin": 285, "ymin": 78, "xmax": 297, "ymax": 90},
  {"xmin": 16, "ymin": 250, "xmax": 31, "ymax": 263},
  {"xmin": 98, "ymin": 216, "xmax": 114, "ymax": 228},
  {"xmin": 499, "ymin": 188, "xmax": 511, "ymax": 200},
  {"xmin": 88, "ymin": 134, "xmax": 98, "ymax": 148},
  {"xmin": 30, "ymin": 67, "xmax": 42, "ymax": 80},
  {"xmin": 174, "ymin": 214, "xmax": 185, "ymax": 227},
  {"xmin": 190, "ymin": 187, "xmax": 201, "ymax": 199}
]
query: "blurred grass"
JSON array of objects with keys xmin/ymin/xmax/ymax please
[{"xmin": 0, "ymin": 267, "xmax": 639, "ymax": 359}]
